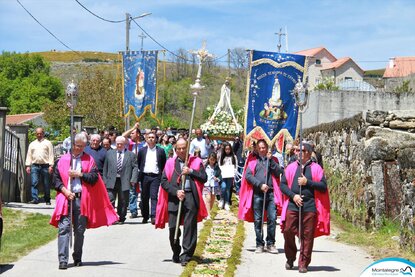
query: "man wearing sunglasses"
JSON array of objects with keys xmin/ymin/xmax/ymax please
[{"xmin": 280, "ymin": 142, "xmax": 330, "ymax": 273}]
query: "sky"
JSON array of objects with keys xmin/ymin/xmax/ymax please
[{"xmin": 1, "ymin": 0, "xmax": 414, "ymax": 70}]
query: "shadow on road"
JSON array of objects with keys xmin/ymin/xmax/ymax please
[
  {"xmin": 307, "ymin": 265, "xmax": 340, "ymax": 272},
  {"xmin": 72, "ymin": 261, "xmax": 123, "ymax": 267},
  {"xmin": 0, "ymin": 264, "xmax": 14, "ymax": 274}
]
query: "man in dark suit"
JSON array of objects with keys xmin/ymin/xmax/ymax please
[
  {"xmin": 103, "ymin": 136, "xmax": 138, "ymax": 224},
  {"xmin": 137, "ymin": 132, "xmax": 167, "ymax": 224},
  {"xmin": 156, "ymin": 138, "xmax": 207, "ymax": 266}
]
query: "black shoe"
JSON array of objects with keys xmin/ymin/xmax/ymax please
[
  {"xmin": 172, "ymin": 255, "xmax": 180, "ymax": 263},
  {"xmin": 142, "ymin": 218, "xmax": 148, "ymax": 224},
  {"xmin": 129, "ymin": 213, "xmax": 138, "ymax": 219},
  {"xmin": 58, "ymin": 262, "xmax": 68, "ymax": 270},
  {"xmin": 46, "ymin": 201, "xmax": 51, "ymax": 205},
  {"xmin": 180, "ymin": 260, "xmax": 188, "ymax": 267},
  {"xmin": 74, "ymin": 260, "xmax": 82, "ymax": 267},
  {"xmin": 151, "ymin": 218, "xmax": 155, "ymax": 225},
  {"xmin": 285, "ymin": 260, "xmax": 294, "ymax": 270},
  {"xmin": 28, "ymin": 199, "xmax": 39, "ymax": 204}
]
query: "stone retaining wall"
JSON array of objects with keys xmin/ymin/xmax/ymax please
[{"xmin": 304, "ymin": 110, "xmax": 415, "ymax": 252}]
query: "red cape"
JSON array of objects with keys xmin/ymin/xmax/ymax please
[
  {"xmin": 238, "ymin": 154, "xmax": 282, "ymax": 222},
  {"xmin": 50, "ymin": 153, "xmax": 118, "ymax": 228},
  {"xmin": 155, "ymin": 155, "xmax": 208, "ymax": 229},
  {"xmin": 280, "ymin": 162, "xmax": 330, "ymax": 237}
]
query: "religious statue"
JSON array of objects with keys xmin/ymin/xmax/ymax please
[{"xmin": 260, "ymin": 75, "xmax": 287, "ymax": 120}]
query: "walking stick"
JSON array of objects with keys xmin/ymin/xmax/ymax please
[
  {"xmin": 260, "ymin": 156, "xmax": 269, "ymax": 239},
  {"xmin": 173, "ymin": 89, "xmax": 198, "ymax": 244},
  {"xmin": 68, "ymin": 158, "xmax": 74, "ymax": 248},
  {"xmin": 173, "ymin": 44, "xmax": 210, "ymax": 244}
]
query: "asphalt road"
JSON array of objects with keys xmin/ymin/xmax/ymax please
[{"xmin": 0, "ymin": 202, "xmax": 373, "ymax": 276}]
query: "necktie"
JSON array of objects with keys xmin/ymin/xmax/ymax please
[{"xmin": 117, "ymin": 152, "xmax": 122, "ymax": 173}]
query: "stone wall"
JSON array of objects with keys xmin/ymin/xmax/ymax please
[
  {"xmin": 303, "ymin": 90, "xmax": 415, "ymax": 129},
  {"xmin": 304, "ymin": 110, "xmax": 415, "ymax": 252}
]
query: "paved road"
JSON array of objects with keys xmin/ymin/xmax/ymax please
[
  {"xmin": 236, "ymin": 221, "xmax": 374, "ymax": 277},
  {"xmin": 0, "ymin": 201, "xmax": 185, "ymax": 277},
  {"xmin": 1, "ymin": 202, "xmax": 374, "ymax": 276}
]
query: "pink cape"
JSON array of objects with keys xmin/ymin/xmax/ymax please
[
  {"xmin": 280, "ymin": 162, "xmax": 330, "ymax": 237},
  {"xmin": 238, "ymin": 154, "xmax": 282, "ymax": 222},
  {"xmin": 50, "ymin": 153, "xmax": 119, "ymax": 228},
  {"xmin": 155, "ymin": 156, "xmax": 208, "ymax": 229}
]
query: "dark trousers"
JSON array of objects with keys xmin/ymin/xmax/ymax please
[
  {"xmin": 253, "ymin": 191, "xmax": 276, "ymax": 247},
  {"xmin": 168, "ymin": 191, "xmax": 198, "ymax": 262},
  {"xmin": 107, "ymin": 178, "xmax": 129, "ymax": 222},
  {"xmin": 58, "ymin": 197, "xmax": 87, "ymax": 264},
  {"xmin": 283, "ymin": 210, "xmax": 317, "ymax": 268},
  {"xmin": 140, "ymin": 174, "xmax": 161, "ymax": 220}
]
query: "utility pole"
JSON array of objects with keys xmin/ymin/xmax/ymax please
[
  {"xmin": 275, "ymin": 27, "xmax": 287, "ymax": 53},
  {"xmin": 227, "ymin": 48, "xmax": 231, "ymax": 77},
  {"xmin": 126, "ymin": 13, "xmax": 131, "ymax": 52},
  {"xmin": 138, "ymin": 32, "xmax": 147, "ymax": 51}
]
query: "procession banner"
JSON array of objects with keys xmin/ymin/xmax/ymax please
[
  {"xmin": 244, "ymin": 50, "xmax": 307, "ymax": 150},
  {"xmin": 122, "ymin": 51, "xmax": 158, "ymax": 121}
]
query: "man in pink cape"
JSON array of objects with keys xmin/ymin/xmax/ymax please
[
  {"xmin": 279, "ymin": 142, "xmax": 330, "ymax": 273},
  {"xmin": 50, "ymin": 133, "xmax": 118, "ymax": 270},
  {"xmin": 155, "ymin": 138, "xmax": 207, "ymax": 266},
  {"xmin": 238, "ymin": 139, "xmax": 283, "ymax": 254}
]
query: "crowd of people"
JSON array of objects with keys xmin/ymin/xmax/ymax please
[{"xmin": 25, "ymin": 124, "xmax": 329, "ymax": 273}]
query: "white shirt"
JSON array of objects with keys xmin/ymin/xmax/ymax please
[
  {"xmin": 189, "ymin": 137, "xmax": 209, "ymax": 159},
  {"xmin": 71, "ymin": 154, "xmax": 82, "ymax": 193},
  {"xmin": 143, "ymin": 146, "xmax": 159, "ymax": 174}
]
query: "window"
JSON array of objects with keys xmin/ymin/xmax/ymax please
[
  {"xmin": 316, "ymin": 59, "xmax": 322, "ymax": 65},
  {"xmin": 345, "ymin": 77, "xmax": 352, "ymax": 80}
]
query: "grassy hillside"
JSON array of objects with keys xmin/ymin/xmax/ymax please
[
  {"xmin": 32, "ymin": 51, "xmax": 119, "ymax": 63},
  {"xmin": 39, "ymin": 51, "xmax": 247, "ymax": 130},
  {"xmin": 364, "ymin": 68, "xmax": 385, "ymax": 77}
]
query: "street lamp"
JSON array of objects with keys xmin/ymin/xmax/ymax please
[
  {"xmin": 126, "ymin": 12, "xmax": 152, "ymax": 52},
  {"xmin": 291, "ymin": 76, "xmax": 309, "ymax": 243}
]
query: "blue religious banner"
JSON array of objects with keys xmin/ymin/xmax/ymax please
[
  {"xmin": 122, "ymin": 51, "xmax": 158, "ymax": 121},
  {"xmin": 244, "ymin": 50, "xmax": 308, "ymax": 150}
]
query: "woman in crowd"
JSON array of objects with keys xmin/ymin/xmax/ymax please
[
  {"xmin": 203, "ymin": 152, "xmax": 222, "ymax": 219},
  {"xmin": 218, "ymin": 141, "xmax": 237, "ymax": 211}
]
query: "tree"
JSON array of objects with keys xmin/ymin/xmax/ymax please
[
  {"xmin": 43, "ymin": 68, "xmax": 124, "ymax": 133},
  {"xmin": 0, "ymin": 52, "xmax": 63, "ymax": 113}
]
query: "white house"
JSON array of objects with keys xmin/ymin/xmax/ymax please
[{"xmin": 295, "ymin": 47, "xmax": 364, "ymax": 90}]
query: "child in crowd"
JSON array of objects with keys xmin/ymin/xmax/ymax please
[
  {"xmin": 219, "ymin": 142, "xmax": 238, "ymax": 211},
  {"xmin": 203, "ymin": 152, "xmax": 222, "ymax": 219}
]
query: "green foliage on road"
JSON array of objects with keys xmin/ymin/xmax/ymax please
[
  {"xmin": 0, "ymin": 208, "xmax": 56, "ymax": 264},
  {"xmin": 0, "ymin": 52, "xmax": 64, "ymax": 114},
  {"xmin": 332, "ymin": 212, "xmax": 415, "ymax": 261}
]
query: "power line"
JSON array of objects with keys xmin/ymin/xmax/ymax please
[
  {"xmin": 16, "ymin": 0, "xmax": 85, "ymax": 58},
  {"xmin": 74, "ymin": 0, "xmax": 125, "ymax": 23},
  {"xmin": 130, "ymin": 18, "xmax": 228, "ymax": 63}
]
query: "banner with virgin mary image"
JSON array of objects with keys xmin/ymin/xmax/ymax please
[
  {"xmin": 244, "ymin": 50, "xmax": 307, "ymax": 150},
  {"xmin": 122, "ymin": 51, "xmax": 158, "ymax": 120}
]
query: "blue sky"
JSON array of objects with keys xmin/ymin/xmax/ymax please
[{"xmin": 1, "ymin": 0, "xmax": 414, "ymax": 70}]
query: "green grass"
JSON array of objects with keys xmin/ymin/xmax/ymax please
[
  {"xmin": 0, "ymin": 208, "xmax": 56, "ymax": 264},
  {"xmin": 332, "ymin": 212, "xmax": 415, "ymax": 261}
]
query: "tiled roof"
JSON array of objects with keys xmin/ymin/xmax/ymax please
[
  {"xmin": 6, "ymin": 112, "xmax": 44, "ymax": 125},
  {"xmin": 383, "ymin": 57, "xmax": 415, "ymax": 78},
  {"xmin": 295, "ymin": 47, "xmax": 326, "ymax": 57},
  {"xmin": 320, "ymin": 57, "xmax": 364, "ymax": 73}
]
